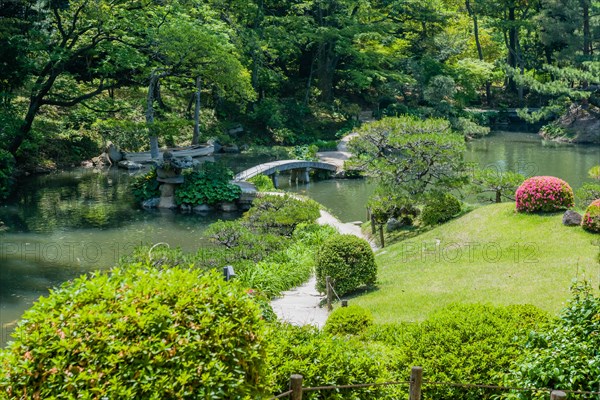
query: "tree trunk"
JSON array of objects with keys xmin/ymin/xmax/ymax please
[
  {"xmin": 251, "ymin": 0, "xmax": 264, "ymax": 92},
  {"xmin": 379, "ymin": 225, "xmax": 385, "ymax": 248},
  {"xmin": 304, "ymin": 56, "xmax": 316, "ymax": 106},
  {"xmin": 506, "ymin": 7, "xmax": 518, "ymax": 93},
  {"xmin": 192, "ymin": 75, "xmax": 201, "ymax": 145},
  {"xmin": 466, "ymin": 0, "xmax": 492, "ymax": 105},
  {"xmin": 507, "ymin": 7, "xmax": 517, "ymax": 69},
  {"xmin": 582, "ymin": 0, "xmax": 591, "ymax": 57},
  {"xmin": 147, "ymin": 73, "xmax": 160, "ymax": 160},
  {"xmin": 316, "ymin": 41, "xmax": 338, "ymax": 102},
  {"xmin": 9, "ymin": 69, "xmax": 60, "ymax": 155},
  {"xmin": 9, "ymin": 98, "xmax": 40, "ymax": 155},
  {"xmin": 496, "ymin": 190, "xmax": 502, "ymax": 203}
]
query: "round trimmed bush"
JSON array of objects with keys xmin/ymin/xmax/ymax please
[
  {"xmin": 0, "ymin": 268, "xmax": 269, "ymax": 398},
  {"xmin": 421, "ymin": 193, "xmax": 462, "ymax": 225},
  {"xmin": 515, "ymin": 176, "xmax": 574, "ymax": 213},
  {"xmin": 315, "ymin": 234, "xmax": 377, "ymax": 296},
  {"xmin": 324, "ymin": 305, "xmax": 374, "ymax": 336},
  {"xmin": 582, "ymin": 199, "xmax": 600, "ymax": 232}
]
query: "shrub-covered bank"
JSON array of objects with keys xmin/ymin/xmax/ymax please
[{"xmin": 121, "ymin": 194, "xmax": 330, "ymax": 298}]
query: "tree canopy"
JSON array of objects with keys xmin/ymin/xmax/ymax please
[{"xmin": 0, "ymin": 0, "xmax": 597, "ymax": 170}]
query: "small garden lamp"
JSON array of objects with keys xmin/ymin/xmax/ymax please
[{"xmin": 223, "ymin": 265, "xmax": 236, "ymax": 281}]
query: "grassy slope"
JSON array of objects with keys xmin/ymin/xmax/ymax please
[{"xmin": 353, "ymin": 203, "xmax": 599, "ymax": 323}]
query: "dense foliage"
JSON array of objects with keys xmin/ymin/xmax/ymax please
[
  {"xmin": 267, "ymin": 303, "xmax": 549, "ymax": 399},
  {"xmin": 420, "ymin": 193, "xmax": 462, "ymax": 225},
  {"xmin": 0, "ymin": 0, "xmax": 597, "ymax": 196},
  {"xmin": 324, "ymin": 306, "xmax": 374, "ymax": 336},
  {"xmin": 578, "ymin": 166, "xmax": 600, "ymax": 208},
  {"xmin": 364, "ymin": 304, "xmax": 549, "ymax": 400},
  {"xmin": 582, "ymin": 199, "xmax": 600, "ymax": 232},
  {"xmin": 315, "ymin": 234, "xmax": 377, "ymax": 296},
  {"xmin": 515, "ymin": 176, "xmax": 574, "ymax": 213},
  {"xmin": 243, "ymin": 194, "xmax": 321, "ymax": 236},
  {"xmin": 0, "ymin": 268, "xmax": 269, "ymax": 398},
  {"xmin": 131, "ymin": 168, "xmax": 161, "ymax": 203},
  {"xmin": 507, "ymin": 282, "xmax": 600, "ymax": 398},
  {"xmin": 120, "ymin": 202, "xmax": 334, "ymax": 299},
  {"xmin": 268, "ymin": 324, "xmax": 398, "ymax": 400},
  {"xmin": 175, "ymin": 162, "xmax": 241, "ymax": 206}
]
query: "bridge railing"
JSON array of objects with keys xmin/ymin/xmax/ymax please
[{"xmin": 234, "ymin": 160, "xmax": 337, "ymax": 182}]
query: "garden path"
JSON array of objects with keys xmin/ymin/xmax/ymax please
[{"xmin": 270, "ymin": 206, "xmax": 376, "ymax": 328}]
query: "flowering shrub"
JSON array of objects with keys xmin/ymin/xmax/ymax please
[
  {"xmin": 515, "ymin": 176, "xmax": 574, "ymax": 213},
  {"xmin": 582, "ymin": 199, "xmax": 600, "ymax": 233}
]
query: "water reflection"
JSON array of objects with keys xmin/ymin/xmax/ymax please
[{"xmin": 465, "ymin": 131, "xmax": 599, "ymax": 188}]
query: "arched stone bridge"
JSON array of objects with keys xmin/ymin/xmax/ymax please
[{"xmin": 234, "ymin": 160, "xmax": 338, "ymax": 188}]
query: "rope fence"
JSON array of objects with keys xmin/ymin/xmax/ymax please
[{"xmin": 270, "ymin": 367, "xmax": 600, "ymax": 400}]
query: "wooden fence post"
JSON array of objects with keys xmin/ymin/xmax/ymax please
[
  {"xmin": 550, "ymin": 391, "xmax": 566, "ymax": 400},
  {"xmin": 290, "ymin": 374, "xmax": 303, "ymax": 400},
  {"xmin": 326, "ymin": 276, "xmax": 333, "ymax": 311},
  {"xmin": 369, "ymin": 209, "xmax": 376, "ymax": 235},
  {"xmin": 409, "ymin": 366, "xmax": 423, "ymax": 400}
]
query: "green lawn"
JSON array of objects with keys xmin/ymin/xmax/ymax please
[{"xmin": 353, "ymin": 203, "xmax": 600, "ymax": 323}]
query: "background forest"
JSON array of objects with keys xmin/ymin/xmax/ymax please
[{"xmin": 0, "ymin": 0, "xmax": 598, "ymax": 183}]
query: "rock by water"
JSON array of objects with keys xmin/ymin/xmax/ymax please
[
  {"xmin": 544, "ymin": 104, "xmax": 600, "ymax": 144},
  {"xmin": 118, "ymin": 160, "xmax": 143, "ymax": 170}
]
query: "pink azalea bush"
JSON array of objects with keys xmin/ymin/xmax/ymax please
[
  {"xmin": 582, "ymin": 199, "xmax": 600, "ymax": 233},
  {"xmin": 515, "ymin": 176, "xmax": 574, "ymax": 213}
]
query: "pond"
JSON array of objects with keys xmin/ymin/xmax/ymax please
[
  {"xmin": 0, "ymin": 131, "xmax": 598, "ymax": 346},
  {"xmin": 288, "ymin": 131, "xmax": 599, "ymax": 217}
]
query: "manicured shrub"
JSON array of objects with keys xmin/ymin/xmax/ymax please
[
  {"xmin": 248, "ymin": 173, "xmax": 275, "ymax": 192},
  {"xmin": 515, "ymin": 176, "xmax": 574, "ymax": 213},
  {"xmin": 324, "ymin": 306, "xmax": 374, "ymax": 336},
  {"xmin": 507, "ymin": 282, "xmax": 600, "ymax": 398},
  {"xmin": 364, "ymin": 304, "xmax": 549, "ymax": 400},
  {"xmin": 582, "ymin": 199, "xmax": 600, "ymax": 232},
  {"xmin": 315, "ymin": 234, "xmax": 377, "ymax": 296},
  {"xmin": 244, "ymin": 194, "xmax": 321, "ymax": 236},
  {"xmin": 0, "ymin": 268, "xmax": 269, "ymax": 398},
  {"xmin": 268, "ymin": 324, "xmax": 399, "ymax": 399},
  {"xmin": 420, "ymin": 193, "xmax": 462, "ymax": 225}
]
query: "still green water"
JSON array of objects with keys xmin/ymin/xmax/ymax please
[{"xmin": 0, "ymin": 131, "xmax": 598, "ymax": 345}]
